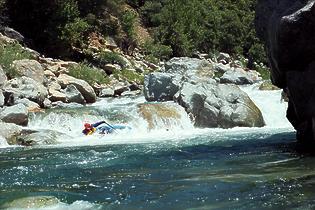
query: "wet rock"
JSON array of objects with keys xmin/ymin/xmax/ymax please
[
  {"xmin": 16, "ymin": 129, "xmax": 67, "ymax": 146},
  {"xmin": 0, "ymin": 121, "xmax": 23, "ymax": 144},
  {"xmin": 0, "ymin": 66, "xmax": 7, "ymax": 87},
  {"xmin": 58, "ymin": 74, "xmax": 96, "ymax": 103},
  {"xmin": 259, "ymin": 80, "xmax": 280, "ymax": 91},
  {"xmin": 43, "ymin": 98, "xmax": 52, "ymax": 108},
  {"xmin": 0, "ymin": 104, "xmax": 28, "ymax": 126},
  {"xmin": 15, "ymin": 98, "xmax": 41, "ymax": 112},
  {"xmin": 64, "ymin": 84, "xmax": 86, "ymax": 104},
  {"xmin": 138, "ymin": 103, "xmax": 182, "ymax": 130},
  {"xmin": 12, "ymin": 59, "xmax": 45, "ymax": 83},
  {"xmin": 51, "ymin": 101, "xmax": 84, "ymax": 109},
  {"xmin": 1, "ymin": 196, "xmax": 59, "ymax": 209},
  {"xmin": 3, "ymin": 76, "xmax": 48, "ymax": 106},
  {"xmin": 144, "ymin": 72, "xmax": 181, "ymax": 102},
  {"xmin": 175, "ymin": 82, "xmax": 265, "ymax": 128}
]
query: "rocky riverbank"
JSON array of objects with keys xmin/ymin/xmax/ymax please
[{"xmin": 0, "ymin": 28, "xmax": 272, "ymax": 146}]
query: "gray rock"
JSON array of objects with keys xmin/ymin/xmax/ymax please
[
  {"xmin": 0, "ymin": 104, "xmax": 28, "ymax": 126},
  {"xmin": 43, "ymin": 98, "xmax": 52, "ymax": 108},
  {"xmin": 0, "ymin": 66, "xmax": 7, "ymax": 87},
  {"xmin": 175, "ymin": 82, "xmax": 265, "ymax": 128},
  {"xmin": 1, "ymin": 196, "xmax": 59, "ymax": 209},
  {"xmin": 114, "ymin": 85, "xmax": 130, "ymax": 96},
  {"xmin": 15, "ymin": 98, "xmax": 40, "ymax": 112},
  {"xmin": 12, "ymin": 59, "xmax": 45, "ymax": 83},
  {"xmin": 16, "ymin": 129, "xmax": 67, "ymax": 146},
  {"xmin": 64, "ymin": 84, "xmax": 86, "ymax": 104},
  {"xmin": 2, "ymin": 27, "xmax": 24, "ymax": 43},
  {"xmin": 144, "ymin": 72, "xmax": 181, "ymax": 102},
  {"xmin": 0, "ymin": 121, "xmax": 23, "ymax": 144},
  {"xmin": 3, "ymin": 76, "xmax": 48, "ymax": 106},
  {"xmin": 217, "ymin": 52, "xmax": 231, "ymax": 64},
  {"xmin": 0, "ymin": 91, "xmax": 4, "ymax": 107},
  {"xmin": 164, "ymin": 57, "xmax": 214, "ymax": 83},
  {"xmin": 58, "ymin": 74, "xmax": 96, "ymax": 103},
  {"xmin": 51, "ymin": 101, "xmax": 84, "ymax": 108},
  {"xmin": 99, "ymin": 88, "xmax": 115, "ymax": 97},
  {"xmin": 220, "ymin": 68, "xmax": 261, "ymax": 85}
]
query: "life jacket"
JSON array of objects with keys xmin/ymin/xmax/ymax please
[{"xmin": 84, "ymin": 127, "xmax": 96, "ymax": 135}]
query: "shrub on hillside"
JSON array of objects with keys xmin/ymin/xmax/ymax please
[
  {"xmin": 0, "ymin": 43, "xmax": 33, "ymax": 79},
  {"xmin": 98, "ymin": 51, "xmax": 127, "ymax": 67},
  {"xmin": 142, "ymin": 40, "xmax": 172, "ymax": 61},
  {"xmin": 68, "ymin": 62, "xmax": 109, "ymax": 85}
]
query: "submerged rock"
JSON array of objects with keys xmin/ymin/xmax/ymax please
[
  {"xmin": 138, "ymin": 103, "xmax": 183, "ymax": 130},
  {"xmin": 1, "ymin": 196, "xmax": 59, "ymax": 209},
  {"xmin": 16, "ymin": 129, "xmax": 66, "ymax": 146},
  {"xmin": 175, "ymin": 82, "xmax": 265, "ymax": 128}
]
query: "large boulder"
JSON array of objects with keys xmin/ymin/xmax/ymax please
[
  {"xmin": 1, "ymin": 196, "xmax": 59, "ymax": 209},
  {"xmin": 175, "ymin": 82, "xmax": 265, "ymax": 128},
  {"xmin": 144, "ymin": 72, "xmax": 181, "ymax": 102},
  {"xmin": 64, "ymin": 84, "xmax": 86, "ymax": 104},
  {"xmin": 164, "ymin": 57, "xmax": 214, "ymax": 83},
  {"xmin": 255, "ymin": 0, "xmax": 315, "ymax": 143},
  {"xmin": 3, "ymin": 76, "xmax": 48, "ymax": 106},
  {"xmin": 57, "ymin": 74, "xmax": 96, "ymax": 103},
  {"xmin": 0, "ymin": 104, "xmax": 28, "ymax": 126},
  {"xmin": 12, "ymin": 59, "xmax": 45, "ymax": 83}
]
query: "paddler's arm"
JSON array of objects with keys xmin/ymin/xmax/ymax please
[{"xmin": 92, "ymin": 121, "xmax": 106, "ymax": 128}]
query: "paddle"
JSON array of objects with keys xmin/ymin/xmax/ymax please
[{"xmin": 103, "ymin": 120, "xmax": 119, "ymax": 133}]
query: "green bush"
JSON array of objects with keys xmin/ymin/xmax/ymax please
[
  {"xmin": 0, "ymin": 43, "xmax": 33, "ymax": 79},
  {"xmin": 98, "ymin": 51, "xmax": 127, "ymax": 67},
  {"xmin": 68, "ymin": 63, "xmax": 109, "ymax": 85},
  {"xmin": 113, "ymin": 69, "xmax": 144, "ymax": 84},
  {"xmin": 60, "ymin": 17, "xmax": 91, "ymax": 48},
  {"xmin": 121, "ymin": 10, "xmax": 137, "ymax": 39},
  {"xmin": 142, "ymin": 40, "xmax": 172, "ymax": 61}
]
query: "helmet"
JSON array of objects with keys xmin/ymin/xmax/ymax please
[{"xmin": 84, "ymin": 123, "xmax": 91, "ymax": 128}]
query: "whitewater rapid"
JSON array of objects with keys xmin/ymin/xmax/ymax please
[{"xmin": 21, "ymin": 82, "xmax": 294, "ymax": 148}]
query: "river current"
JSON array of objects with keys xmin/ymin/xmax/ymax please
[{"xmin": 2, "ymin": 84, "xmax": 314, "ymax": 210}]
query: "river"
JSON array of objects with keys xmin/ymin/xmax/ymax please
[{"xmin": 2, "ymin": 84, "xmax": 314, "ymax": 210}]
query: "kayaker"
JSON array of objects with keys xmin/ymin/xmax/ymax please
[{"xmin": 82, "ymin": 121, "xmax": 131, "ymax": 135}]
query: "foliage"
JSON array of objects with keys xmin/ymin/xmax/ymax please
[
  {"xmin": 113, "ymin": 69, "xmax": 144, "ymax": 84},
  {"xmin": 0, "ymin": 43, "xmax": 33, "ymax": 78},
  {"xmin": 60, "ymin": 17, "xmax": 91, "ymax": 48},
  {"xmin": 142, "ymin": 39, "xmax": 172, "ymax": 62},
  {"xmin": 98, "ymin": 51, "xmax": 127, "ymax": 67},
  {"xmin": 68, "ymin": 62, "xmax": 109, "ymax": 85},
  {"xmin": 121, "ymin": 10, "xmax": 137, "ymax": 39}
]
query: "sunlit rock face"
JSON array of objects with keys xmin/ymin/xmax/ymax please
[{"xmin": 255, "ymin": 0, "xmax": 315, "ymax": 143}]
